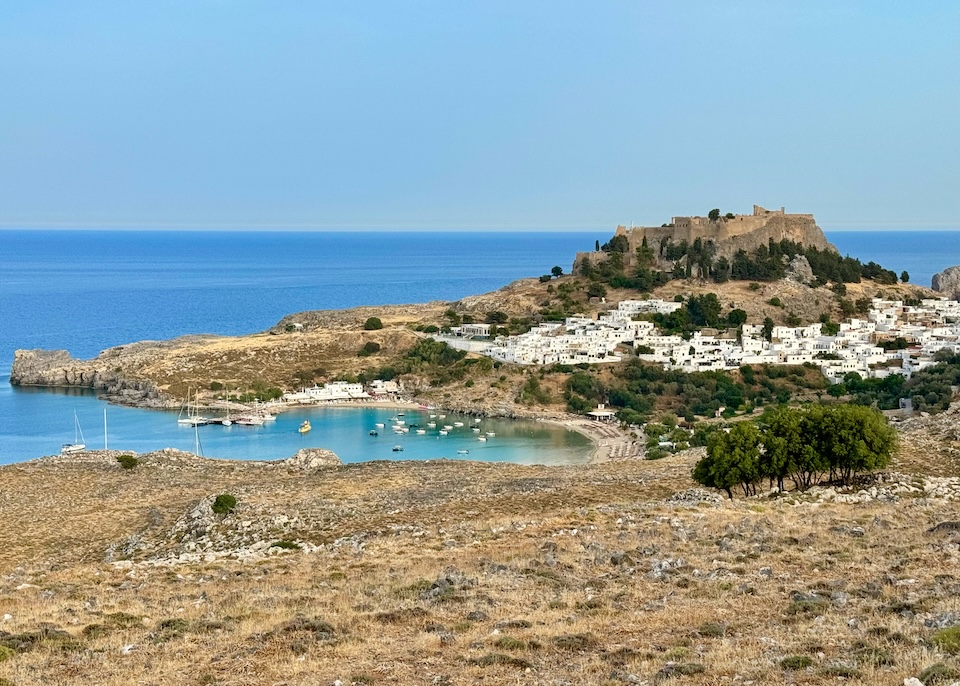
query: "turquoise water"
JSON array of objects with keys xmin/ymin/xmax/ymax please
[
  {"xmin": 1, "ymin": 228, "xmax": 956, "ymax": 465},
  {"xmin": 0, "ymin": 230, "xmax": 601, "ymax": 465},
  {"xmin": 8, "ymin": 385, "xmax": 589, "ymax": 465}
]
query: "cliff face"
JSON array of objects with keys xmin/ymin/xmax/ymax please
[
  {"xmin": 10, "ymin": 348, "xmax": 162, "ymax": 404},
  {"xmin": 932, "ymin": 265, "xmax": 960, "ymax": 300}
]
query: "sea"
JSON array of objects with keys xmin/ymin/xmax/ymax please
[{"xmin": 1, "ymin": 229, "xmax": 957, "ymax": 466}]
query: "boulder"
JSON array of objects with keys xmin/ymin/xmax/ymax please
[
  {"xmin": 784, "ymin": 255, "xmax": 815, "ymax": 285},
  {"xmin": 282, "ymin": 448, "xmax": 342, "ymax": 470},
  {"xmin": 932, "ymin": 265, "xmax": 960, "ymax": 300}
]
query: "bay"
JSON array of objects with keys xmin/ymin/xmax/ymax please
[{"xmin": 1, "ymin": 228, "xmax": 957, "ymax": 466}]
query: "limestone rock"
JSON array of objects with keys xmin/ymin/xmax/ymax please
[
  {"xmin": 932, "ymin": 265, "xmax": 960, "ymax": 300},
  {"xmin": 282, "ymin": 448, "xmax": 342, "ymax": 470},
  {"xmin": 784, "ymin": 255, "xmax": 815, "ymax": 285}
]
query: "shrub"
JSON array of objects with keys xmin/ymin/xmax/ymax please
[
  {"xmin": 748, "ymin": 282, "xmax": 761, "ymax": 291},
  {"xmin": 767, "ymin": 297, "xmax": 782, "ymax": 307},
  {"xmin": 116, "ymin": 454, "xmax": 138, "ymax": 470},
  {"xmin": 919, "ymin": 663, "xmax": 960, "ymax": 684},
  {"xmin": 211, "ymin": 493, "xmax": 237, "ymax": 515},
  {"xmin": 363, "ymin": 317, "xmax": 383, "ymax": 330},
  {"xmin": 930, "ymin": 626, "xmax": 960, "ymax": 655},
  {"xmin": 271, "ymin": 540, "xmax": 301, "ymax": 550},
  {"xmin": 209, "ymin": 381, "xmax": 224, "ymax": 391},
  {"xmin": 358, "ymin": 341, "xmax": 381, "ymax": 357},
  {"xmin": 780, "ymin": 655, "xmax": 813, "ymax": 670}
]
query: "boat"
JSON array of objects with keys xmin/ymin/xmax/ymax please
[
  {"xmin": 429, "ymin": 414, "xmax": 437, "ymax": 419},
  {"xmin": 375, "ymin": 423, "xmax": 385, "ymax": 428},
  {"xmin": 453, "ymin": 422, "xmax": 464, "ymax": 427},
  {"xmin": 392, "ymin": 445, "xmax": 403, "ymax": 452},
  {"xmin": 61, "ymin": 411, "xmax": 86, "ymax": 454},
  {"xmin": 369, "ymin": 430, "xmax": 378, "ymax": 436},
  {"xmin": 234, "ymin": 415, "xmax": 265, "ymax": 426},
  {"xmin": 472, "ymin": 427, "xmax": 481, "ymax": 433},
  {"xmin": 439, "ymin": 430, "xmax": 448, "ymax": 436},
  {"xmin": 416, "ymin": 429, "xmax": 426, "ymax": 435},
  {"xmin": 443, "ymin": 425, "xmax": 454, "ymax": 431},
  {"xmin": 395, "ymin": 420, "xmax": 405, "ymax": 425},
  {"xmin": 457, "ymin": 450, "xmax": 469, "ymax": 455},
  {"xmin": 478, "ymin": 436, "xmax": 487, "ymax": 442},
  {"xmin": 298, "ymin": 420, "xmax": 311, "ymax": 434},
  {"xmin": 439, "ymin": 414, "xmax": 446, "ymax": 419},
  {"xmin": 427, "ymin": 422, "xmax": 436, "ymax": 428},
  {"xmin": 486, "ymin": 432, "xmax": 496, "ymax": 437},
  {"xmin": 177, "ymin": 388, "xmax": 209, "ymax": 426}
]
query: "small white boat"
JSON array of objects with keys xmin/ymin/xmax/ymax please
[
  {"xmin": 453, "ymin": 421, "xmax": 464, "ymax": 427},
  {"xmin": 427, "ymin": 422, "xmax": 436, "ymax": 428},
  {"xmin": 61, "ymin": 410, "xmax": 86, "ymax": 454},
  {"xmin": 473, "ymin": 418, "xmax": 482, "ymax": 424},
  {"xmin": 457, "ymin": 450, "xmax": 469, "ymax": 455},
  {"xmin": 429, "ymin": 414, "xmax": 437, "ymax": 418},
  {"xmin": 472, "ymin": 427, "xmax": 481, "ymax": 433},
  {"xmin": 416, "ymin": 429, "xmax": 426, "ymax": 435},
  {"xmin": 392, "ymin": 445, "xmax": 403, "ymax": 452},
  {"xmin": 222, "ymin": 419, "xmax": 232, "ymax": 426},
  {"xmin": 478, "ymin": 436, "xmax": 487, "ymax": 442},
  {"xmin": 439, "ymin": 430, "xmax": 448, "ymax": 436},
  {"xmin": 443, "ymin": 425, "xmax": 453, "ymax": 430},
  {"xmin": 486, "ymin": 432, "xmax": 496, "ymax": 437},
  {"xmin": 439, "ymin": 414, "xmax": 446, "ymax": 419},
  {"xmin": 375, "ymin": 423, "xmax": 385, "ymax": 428},
  {"xmin": 395, "ymin": 420, "xmax": 405, "ymax": 425}
]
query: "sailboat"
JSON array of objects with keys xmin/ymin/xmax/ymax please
[
  {"xmin": 61, "ymin": 411, "xmax": 86, "ymax": 454},
  {"xmin": 177, "ymin": 388, "xmax": 209, "ymax": 426}
]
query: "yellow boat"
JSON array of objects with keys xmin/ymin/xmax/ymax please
[{"xmin": 298, "ymin": 420, "xmax": 311, "ymax": 434}]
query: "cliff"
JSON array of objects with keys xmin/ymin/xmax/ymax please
[
  {"xmin": 932, "ymin": 265, "xmax": 960, "ymax": 300},
  {"xmin": 574, "ymin": 204, "xmax": 836, "ymax": 274}
]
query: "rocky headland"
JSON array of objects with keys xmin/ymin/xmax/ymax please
[{"xmin": 933, "ymin": 265, "xmax": 960, "ymax": 300}]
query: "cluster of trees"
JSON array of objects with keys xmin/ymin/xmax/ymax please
[
  {"xmin": 831, "ymin": 352, "xmax": 960, "ymax": 414},
  {"xmin": 585, "ymin": 235, "xmax": 901, "ymax": 292},
  {"xmin": 564, "ymin": 359, "xmax": 828, "ymax": 423},
  {"xmin": 693, "ymin": 405, "xmax": 897, "ymax": 498},
  {"xmin": 644, "ymin": 293, "xmax": 747, "ymax": 334}
]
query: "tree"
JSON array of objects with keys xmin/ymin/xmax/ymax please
[
  {"xmin": 900, "ymin": 270, "xmax": 909, "ymax": 283},
  {"xmin": 551, "ymin": 265, "xmax": 563, "ymax": 277},
  {"xmin": 725, "ymin": 212, "xmax": 735, "ymax": 219},
  {"xmin": 762, "ymin": 317, "xmax": 775, "ymax": 342},
  {"xmin": 485, "ymin": 310, "xmax": 509, "ymax": 324},
  {"xmin": 595, "ymin": 239, "xmax": 600, "ymax": 251},
  {"xmin": 693, "ymin": 422, "xmax": 763, "ymax": 498},
  {"xmin": 708, "ymin": 208, "xmax": 721, "ymax": 222},
  {"xmin": 363, "ymin": 317, "xmax": 383, "ymax": 330},
  {"xmin": 586, "ymin": 282, "xmax": 607, "ymax": 299}
]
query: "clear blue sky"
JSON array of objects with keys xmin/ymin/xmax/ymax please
[{"xmin": 1, "ymin": 2, "xmax": 957, "ymax": 230}]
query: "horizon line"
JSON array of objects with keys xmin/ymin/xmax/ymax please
[{"xmin": 0, "ymin": 220, "xmax": 958, "ymax": 232}]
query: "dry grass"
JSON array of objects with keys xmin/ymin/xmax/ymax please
[{"xmin": 0, "ymin": 426, "xmax": 958, "ymax": 685}]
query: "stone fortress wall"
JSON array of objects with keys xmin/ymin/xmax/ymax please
[{"xmin": 574, "ymin": 205, "xmax": 833, "ymax": 274}]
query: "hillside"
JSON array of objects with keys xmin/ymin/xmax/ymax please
[{"xmin": 0, "ymin": 410, "xmax": 958, "ymax": 685}]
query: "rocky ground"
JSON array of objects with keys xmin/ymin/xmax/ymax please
[{"xmin": 1, "ymin": 409, "xmax": 958, "ymax": 685}]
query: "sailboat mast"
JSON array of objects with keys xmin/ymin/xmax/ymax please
[{"xmin": 104, "ymin": 408, "xmax": 108, "ymax": 451}]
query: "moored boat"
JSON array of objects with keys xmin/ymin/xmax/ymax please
[{"xmin": 298, "ymin": 420, "xmax": 311, "ymax": 434}]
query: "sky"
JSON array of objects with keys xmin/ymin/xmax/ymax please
[{"xmin": 1, "ymin": 2, "xmax": 958, "ymax": 231}]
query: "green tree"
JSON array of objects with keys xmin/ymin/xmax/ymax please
[
  {"xmin": 485, "ymin": 310, "xmax": 509, "ymax": 324},
  {"xmin": 363, "ymin": 317, "xmax": 383, "ymax": 330},
  {"xmin": 708, "ymin": 208, "xmax": 721, "ymax": 221},
  {"xmin": 762, "ymin": 317, "xmax": 775, "ymax": 342},
  {"xmin": 595, "ymin": 239, "xmax": 600, "ymax": 251},
  {"xmin": 693, "ymin": 422, "xmax": 763, "ymax": 498},
  {"xmin": 586, "ymin": 282, "xmax": 607, "ymax": 299},
  {"xmin": 551, "ymin": 265, "xmax": 564, "ymax": 278},
  {"xmin": 900, "ymin": 270, "xmax": 909, "ymax": 283}
]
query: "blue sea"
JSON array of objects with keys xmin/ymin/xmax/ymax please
[{"xmin": 1, "ymin": 229, "xmax": 957, "ymax": 465}]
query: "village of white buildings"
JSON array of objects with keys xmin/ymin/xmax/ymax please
[
  {"xmin": 275, "ymin": 297, "xmax": 959, "ymax": 407},
  {"xmin": 442, "ymin": 297, "xmax": 960, "ymax": 384}
]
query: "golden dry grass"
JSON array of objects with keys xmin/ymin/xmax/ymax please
[{"xmin": 0, "ymin": 432, "xmax": 958, "ymax": 686}]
